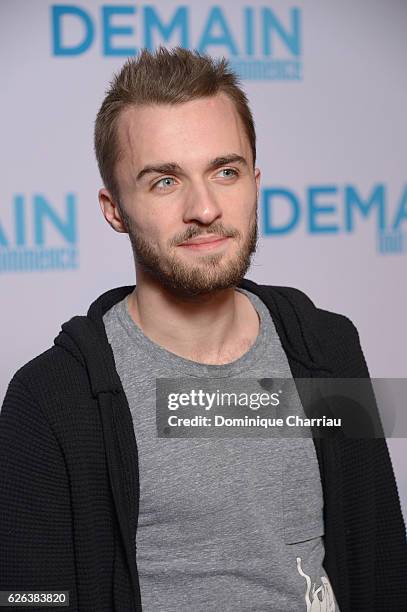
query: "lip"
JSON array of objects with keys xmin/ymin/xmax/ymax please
[{"xmin": 178, "ymin": 235, "xmax": 230, "ymax": 250}]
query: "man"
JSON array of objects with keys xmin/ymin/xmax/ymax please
[{"xmin": 1, "ymin": 47, "xmax": 406, "ymax": 612}]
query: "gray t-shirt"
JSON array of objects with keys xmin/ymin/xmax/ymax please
[{"xmin": 103, "ymin": 288, "xmax": 339, "ymax": 611}]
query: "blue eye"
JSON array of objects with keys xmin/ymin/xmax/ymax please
[
  {"xmin": 219, "ymin": 168, "xmax": 238, "ymax": 178},
  {"xmin": 154, "ymin": 177, "xmax": 176, "ymax": 189}
]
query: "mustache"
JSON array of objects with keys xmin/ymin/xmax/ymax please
[{"xmin": 170, "ymin": 223, "xmax": 241, "ymax": 247}]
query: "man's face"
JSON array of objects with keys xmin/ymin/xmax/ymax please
[{"xmin": 111, "ymin": 93, "xmax": 260, "ymax": 297}]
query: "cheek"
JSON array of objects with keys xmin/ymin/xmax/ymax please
[
  {"xmin": 135, "ymin": 209, "xmax": 179, "ymax": 246},
  {"xmin": 128, "ymin": 204, "xmax": 157, "ymax": 232},
  {"xmin": 226, "ymin": 189, "xmax": 257, "ymax": 225}
]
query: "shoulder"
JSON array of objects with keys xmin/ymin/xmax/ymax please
[
  {"xmin": 3, "ymin": 342, "xmax": 92, "ymax": 411},
  {"xmin": 244, "ymin": 279, "xmax": 357, "ymax": 334},
  {"xmin": 277, "ymin": 285, "xmax": 360, "ymax": 337},
  {"xmin": 241, "ymin": 279, "xmax": 370, "ymax": 377},
  {"xmin": 255, "ymin": 282, "xmax": 357, "ymax": 331},
  {"xmin": 274, "ymin": 285, "xmax": 370, "ymax": 377}
]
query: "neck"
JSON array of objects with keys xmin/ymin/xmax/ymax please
[{"xmin": 127, "ymin": 271, "xmax": 260, "ymax": 365}]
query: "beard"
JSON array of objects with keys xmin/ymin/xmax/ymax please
[{"xmin": 119, "ymin": 202, "xmax": 258, "ymax": 298}]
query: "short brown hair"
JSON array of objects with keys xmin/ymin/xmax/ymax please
[{"xmin": 94, "ymin": 46, "xmax": 256, "ymax": 201}]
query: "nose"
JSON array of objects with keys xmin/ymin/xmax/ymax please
[{"xmin": 182, "ymin": 181, "xmax": 222, "ymax": 226}]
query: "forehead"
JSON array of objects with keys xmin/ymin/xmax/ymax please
[{"xmin": 115, "ymin": 93, "xmax": 251, "ymax": 173}]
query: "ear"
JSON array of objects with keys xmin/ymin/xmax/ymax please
[
  {"xmin": 254, "ymin": 167, "xmax": 261, "ymax": 198},
  {"xmin": 98, "ymin": 188, "xmax": 128, "ymax": 233}
]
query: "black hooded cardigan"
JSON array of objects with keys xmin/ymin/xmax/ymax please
[{"xmin": 1, "ymin": 278, "xmax": 406, "ymax": 611}]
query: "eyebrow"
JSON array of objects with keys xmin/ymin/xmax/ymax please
[{"xmin": 135, "ymin": 154, "xmax": 248, "ymax": 182}]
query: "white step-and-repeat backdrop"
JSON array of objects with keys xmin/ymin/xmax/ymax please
[{"xmin": 1, "ymin": 0, "xmax": 406, "ymax": 520}]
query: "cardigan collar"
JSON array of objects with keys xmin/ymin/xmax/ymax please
[{"xmin": 54, "ymin": 278, "xmax": 332, "ymax": 398}]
